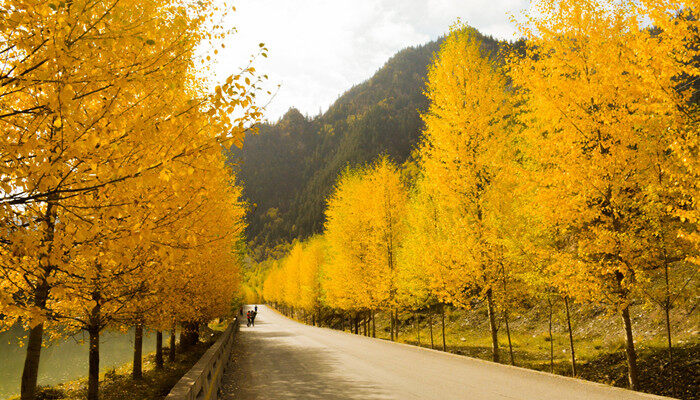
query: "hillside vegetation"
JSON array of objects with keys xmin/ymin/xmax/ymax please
[{"xmin": 229, "ymin": 31, "xmax": 506, "ymax": 258}]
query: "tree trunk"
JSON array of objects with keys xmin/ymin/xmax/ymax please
[
  {"xmin": 394, "ymin": 309, "xmax": 399, "ymax": 341},
  {"xmin": 486, "ymin": 289, "xmax": 500, "ymax": 363},
  {"xmin": 363, "ymin": 313, "xmax": 368, "ymax": 336},
  {"xmin": 21, "ymin": 194, "xmax": 58, "ymax": 400},
  {"xmin": 169, "ymin": 328, "xmax": 176, "ymax": 362},
  {"xmin": 87, "ymin": 326, "xmax": 100, "ymax": 400},
  {"xmin": 415, "ymin": 313, "xmax": 421, "ymax": 346},
  {"xmin": 87, "ymin": 295, "xmax": 101, "ymax": 400},
  {"xmin": 504, "ymin": 308, "xmax": 514, "ymax": 366},
  {"xmin": 21, "ymin": 322, "xmax": 44, "ymax": 400},
  {"xmin": 564, "ymin": 296, "xmax": 577, "ymax": 376},
  {"xmin": 429, "ymin": 312, "xmax": 434, "ymax": 349},
  {"xmin": 354, "ymin": 313, "xmax": 359, "ymax": 334},
  {"xmin": 441, "ymin": 303, "xmax": 446, "ymax": 352},
  {"xmin": 21, "ymin": 283, "xmax": 51, "ymax": 400},
  {"xmin": 371, "ymin": 310, "xmax": 376, "ymax": 338},
  {"xmin": 390, "ymin": 309, "xmax": 395, "ymax": 341},
  {"xmin": 133, "ymin": 324, "xmax": 143, "ymax": 379},
  {"xmin": 621, "ymin": 305, "xmax": 639, "ymax": 390},
  {"xmin": 367, "ymin": 312, "xmax": 371, "ymax": 336},
  {"xmin": 663, "ymin": 263, "xmax": 675, "ymax": 397},
  {"xmin": 548, "ymin": 298, "xmax": 554, "ymax": 373},
  {"xmin": 155, "ymin": 331, "xmax": 163, "ymax": 370}
]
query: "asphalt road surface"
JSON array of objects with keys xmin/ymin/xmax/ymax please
[{"xmin": 220, "ymin": 305, "xmax": 670, "ymax": 400}]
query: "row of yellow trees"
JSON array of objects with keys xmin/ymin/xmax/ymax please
[
  {"xmin": 0, "ymin": 1, "xmax": 264, "ymax": 399},
  {"xmin": 262, "ymin": 0, "xmax": 698, "ymax": 392}
]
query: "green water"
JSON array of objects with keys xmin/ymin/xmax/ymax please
[{"xmin": 0, "ymin": 325, "xmax": 156, "ymax": 399}]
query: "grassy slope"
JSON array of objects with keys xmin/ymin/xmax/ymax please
[{"xmin": 360, "ymin": 301, "xmax": 698, "ymax": 400}]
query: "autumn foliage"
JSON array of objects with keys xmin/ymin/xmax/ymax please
[
  {"xmin": 260, "ymin": 0, "xmax": 698, "ymax": 394},
  {"xmin": 0, "ymin": 0, "xmax": 265, "ymax": 399}
]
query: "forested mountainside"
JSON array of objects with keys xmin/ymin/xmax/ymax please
[{"xmin": 229, "ymin": 29, "xmax": 505, "ymax": 259}]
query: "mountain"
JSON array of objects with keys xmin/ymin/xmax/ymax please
[{"xmin": 229, "ymin": 29, "xmax": 506, "ymax": 260}]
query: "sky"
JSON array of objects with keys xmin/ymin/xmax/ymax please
[{"xmin": 213, "ymin": 0, "xmax": 530, "ymax": 122}]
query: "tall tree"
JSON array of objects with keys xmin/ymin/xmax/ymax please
[
  {"xmin": 417, "ymin": 24, "xmax": 515, "ymax": 362},
  {"xmin": 323, "ymin": 158, "xmax": 408, "ymax": 338}
]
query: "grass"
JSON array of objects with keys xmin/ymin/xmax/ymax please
[{"xmin": 329, "ymin": 300, "xmax": 698, "ymax": 400}]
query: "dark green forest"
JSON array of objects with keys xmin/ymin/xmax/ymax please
[{"xmin": 228, "ymin": 30, "xmax": 506, "ymax": 260}]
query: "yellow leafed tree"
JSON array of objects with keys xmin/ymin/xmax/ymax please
[
  {"xmin": 323, "ymin": 158, "xmax": 407, "ymax": 339},
  {"xmin": 416, "ymin": 24, "xmax": 515, "ymax": 362},
  {"xmin": 509, "ymin": 0, "xmax": 699, "ymax": 389}
]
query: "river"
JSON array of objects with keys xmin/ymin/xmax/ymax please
[{"xmin": 0, "ymin": 324, "xmax": 157, "ymax": 399}]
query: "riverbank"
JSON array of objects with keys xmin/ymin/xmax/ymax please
[
  {"xmin": 0, "ymin": 327, "xmax": 157, "ymax": 399},
  {"xmin": 11, "ymin": 338, "xmax": 217, "ymax": 400},
  {"xmin": 7, "ymin": 323, "xmax": 227, "ymax": 400}
]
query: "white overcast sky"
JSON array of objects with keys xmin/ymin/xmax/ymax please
[{"xmin": 212, "ymin": 0, "xmax": 530, "ymax": 122}]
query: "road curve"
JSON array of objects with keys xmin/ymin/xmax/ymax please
[{"xmin": 220, "ymin": 305, "xmax": 670, "ymax": 400}]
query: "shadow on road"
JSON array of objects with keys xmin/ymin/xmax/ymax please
[{"xmin": 221, "ymin": 324, "xmax": 391, "ymax": 399}]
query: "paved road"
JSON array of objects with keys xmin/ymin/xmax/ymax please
[{"xmin": 220, "ymin": 305, "xmax": 670, "ymax": 400}]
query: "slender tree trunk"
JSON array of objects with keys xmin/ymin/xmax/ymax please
[
  {"xmin": 390, "ymin": 308, "xmax": 395, "ymax": 341},
  {"xmin": 564, "ymin": 296, "xmax": 577, "ymax": 376},
  {"xmin": 429, "ymin": 312, "xmax": 434, "ymax": 349},
  {"xmin": 502, "ymin": 270, "xmax": 514, "ymax": 365},
  {"xmin": 415, "ymin": 313, "xmax": 421, "ymax": 346},
  {"xmin": 441, "ymin": 303, "xmax": 446, "ymax": 352},
  {"xmin": 21, "ymin": 194, "xmax": 58, "ymax": 400},
  {"xmin": 87, "ymin": 326, "xmax": 100, "ymax": 400},
  {"xmin": 621, "ymin": 305, "xmax": 639, "ymax": 390},
  {"xmin": 87, "ymin": 297, "xmax": 101, "ymax": 400},
  {"xmin": 21, "ymin": 283, "xmax": 51, "ymax": 400},
  {"xmin": 354, "ymin": 313, "xmax": 359, "ymax": 334},
  {"xmin": 133, "ymin": 324, "xmax": 143, "ymax": 379},
  {"xmin": 486, "ymin": 289, "xmax": 500, "ymax": 363},
  {"xmin": 169, "ymin": 328, "xmax": 176, "ymax": 362},
  {"xmin": 504, "ymin": 308, "xmax": 514, "ymax": 366},
  {"xmin": 663, "ymin": 263, "xmax": 675, "ymax": 397},
  {"xmin": 548, "ymin": 298, "xmax": 554, "ymax": 373},
  {"xmin": 364, "ymin": 313, "xmax": 368, "ymax": 336},
  {"xmin": 21, "ymin": 322, "xmax": 45, "ymax": 400},
  {"xmin": 395, "ymin": 309, "xmax": 399, "ymax": 341},
  {"xmin": 371, "ymin": 310, "xmax": 376, "ymax": 338},
  {"xmin": 155, "ymin": 331, "xmax": 163, "ymax": 370}
]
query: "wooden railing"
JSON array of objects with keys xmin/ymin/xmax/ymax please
[{"xmin": 165, "ymin": 318, "xmax": 238, "ymax": 400}]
